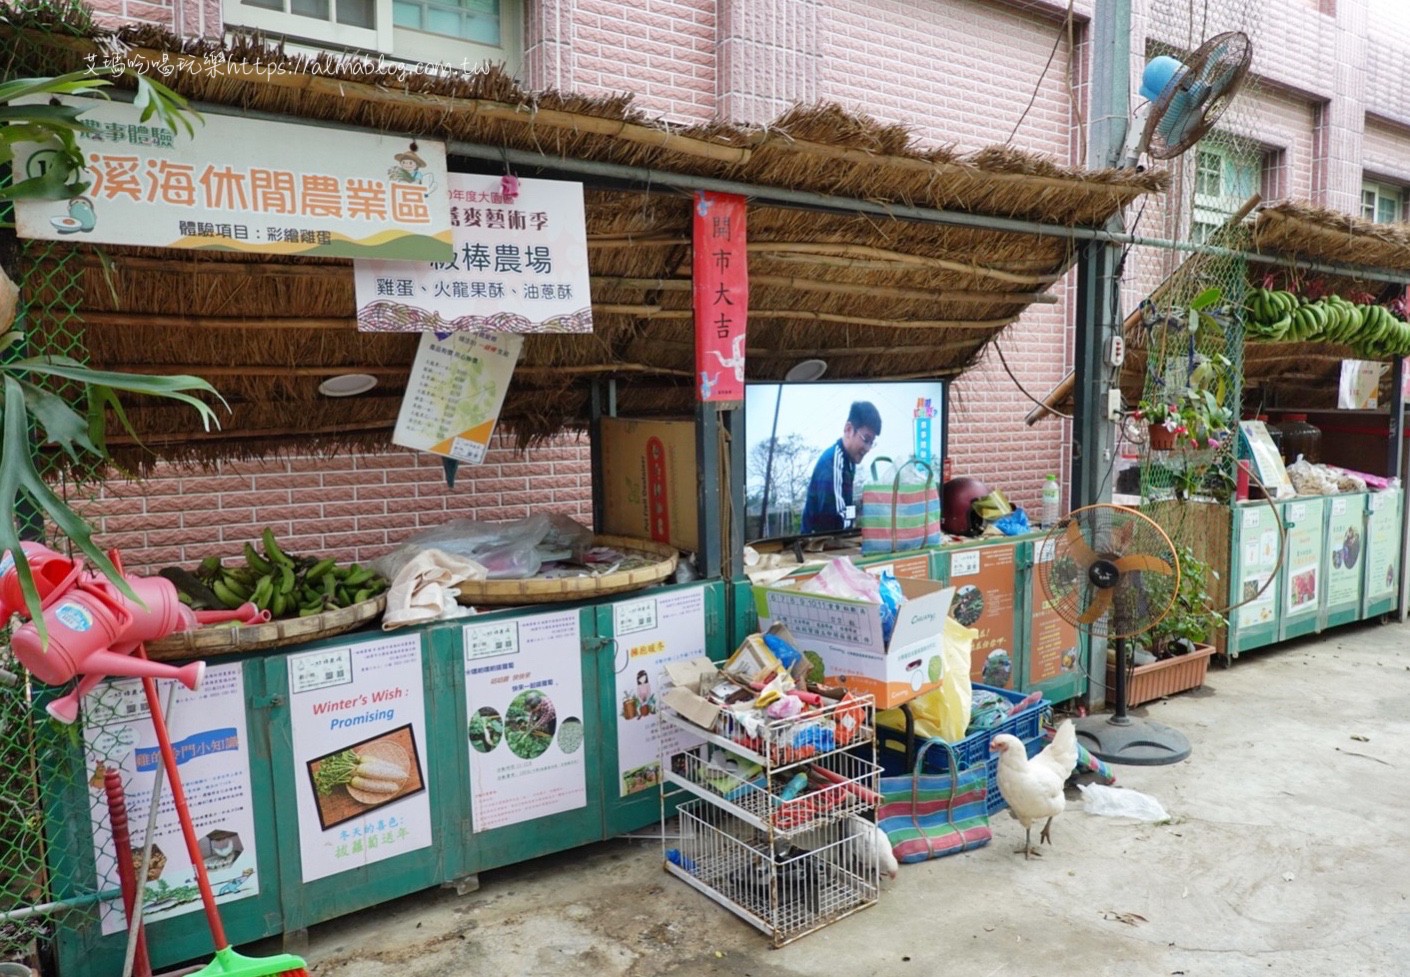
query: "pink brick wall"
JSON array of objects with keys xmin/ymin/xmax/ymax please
[
  {"xmin": 63, "ymin": 0, "xmax": 1410, "ymax": 564},
  {"xmin": 72, "ymin": 434, "xmax": 592, "ymax": 577}
]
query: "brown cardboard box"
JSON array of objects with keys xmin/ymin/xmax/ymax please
[{"xmin": 599, "ymin": 417, "xmax": 699, "ymax": 553}]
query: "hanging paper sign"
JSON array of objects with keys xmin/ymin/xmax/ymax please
[
  {"xmin": 693, "ymin": 191, "xmax": 748, "ymax": 404},
  {"xmin": 11, "ymin": 97, "xmax": 451, "ymax": 259},
  {"xmin": 354, "ymin": 174, "xmax": 592, "ymax": 333},
  {"xmin": 1338, "ymin": 359, "xmax": 1385, "ymax": 409},
  {"xmin": 392, "ymin": 327, "xmax": 523, "ymax": 463}
]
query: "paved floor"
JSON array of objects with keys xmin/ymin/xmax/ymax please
[{"xmin": 292, "ymin": 621, "xmax": 1410, "ymax": 977}]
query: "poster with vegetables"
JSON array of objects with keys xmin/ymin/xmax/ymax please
[
  {"xmin": 1236, "ymin": 506, "xmax": 1279, "ymax": 628},
  {"xmin": 947, "ymin": 543, "xmax": 1017, "ymax": 688},
  {"xmin": 463, "ymin": 610, "xmax": 587, "ymax": 832},
  {"xmin": 613, "ymin": 586, "xmax": 707, "ymax": 796},
  {"xmin": 81, "ymin": 663, "xmax": 260, "ymax": 935},
  {"xmin": 1324, "ymin": 495, "xmax": 1364, "ymax": 610},
  {"xmin": 1282, "ymin": 500, "xmax": 1323, "ymax": 618},
  {"xmin": 1028, "ymin": 538, "xmax": 1078, "ymax": 684},
  {"xmin": 287, "ymin": 635, "xmax": 432, "ymax": 882}
]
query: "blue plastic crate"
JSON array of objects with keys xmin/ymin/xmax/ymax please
[{"xmin": 877, "ymin": 684, "xmax": 1052, "ymax": 815}]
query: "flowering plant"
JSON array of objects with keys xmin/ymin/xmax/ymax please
[{"xmin": 1135, "ymin": 388, "xmax": 1233, "ymax": 449}]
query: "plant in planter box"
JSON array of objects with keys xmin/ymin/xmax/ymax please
[
  {"xmin": 1136, "ymin": 352, "xmax": 1235, "ymax": 452},
  {"xmin": 1137, "ymin": 543, "xmax": 1226, "ymax": 660}
]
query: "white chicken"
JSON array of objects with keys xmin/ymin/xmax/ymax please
[{"xmin": 990, "ymin": 720, "xmax": 1078, "ymax": 859}]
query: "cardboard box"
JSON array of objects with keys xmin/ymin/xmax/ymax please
[
  {"xmin": 754, "ymin": 577, "xmax": 954, "ymax": 708},
  {"xmin": 661, "ymin": 657, "xmax": 723, "ymax": 730},
  {"xmin": 598, "ymin": 417, "xmax": 699, "ymax": 553}
]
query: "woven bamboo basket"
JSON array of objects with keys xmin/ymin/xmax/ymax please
[
  {"xmin": 454, "ymin": 535, "xmax": 678, "ymax": 606},
  {"xmin": 144, "ymin": 595, "xmax": 386, "ymax": 661}
]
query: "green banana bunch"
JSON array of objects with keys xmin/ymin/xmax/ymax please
[{"xmin": 179, "ymin": 531, "xmax": 389, "ymax": 618}]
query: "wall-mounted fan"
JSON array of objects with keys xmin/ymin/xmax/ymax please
[
  {"xmin": 1122, "ymin": 31, "xmax": 1253, "ymax": 168},
  {"xmin": 1038, "ymin": 504, "xmax": 1192, "ymax": 765}
]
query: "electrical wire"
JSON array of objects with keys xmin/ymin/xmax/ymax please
[
  {"xmin": 993, "ymin": 339, "xmax": 1072, "ymax": 419},
  {"xmin": 1005, "ymin": 0, "xmax": 1078, "ymax": 146}
]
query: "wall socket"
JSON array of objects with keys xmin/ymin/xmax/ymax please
[{"xmin": 1106, "ymin": 388, "xmax": 1123, "ymax": 422}]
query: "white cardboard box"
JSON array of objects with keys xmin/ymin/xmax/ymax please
[{"xmin": 753, "ymin": 577, "xmax": 954, "ymax": 708}]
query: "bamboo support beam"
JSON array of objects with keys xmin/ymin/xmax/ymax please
[
  {"xmin": 595, "ymin": 275, "xmax": 1056, "ymax": 305},
  {"xmin": 104, "ymin": 419, "xmax": 396, "ymax": 446},
  {"xmin": 104, "ymin": 362, "xmax": 692, "ymax": 378}
]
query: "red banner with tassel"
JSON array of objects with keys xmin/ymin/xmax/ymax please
[{"xmin": 693, "ymin": 191, "xmax": 748, "ymax": 404}]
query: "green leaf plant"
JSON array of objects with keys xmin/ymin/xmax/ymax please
[{"xmin": 2, "ymin": 70, "xmax": 219, "ymax": 647}]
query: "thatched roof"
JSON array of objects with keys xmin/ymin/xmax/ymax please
[
  {"xmin": 2, "ymin": 13, "xmax": 1167, "ymax": 466},
  {"xmin": 1253, "ymin": 200, "xmax": 1410, "ymax": 275}
]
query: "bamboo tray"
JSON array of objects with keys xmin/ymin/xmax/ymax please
[
  {"xmin": 454, "ymin": 535, "xmax": 678, "ymax": 606},
  {"xmin": 144, "ymin": 595, "xmax": 386, "ymax": 661}
]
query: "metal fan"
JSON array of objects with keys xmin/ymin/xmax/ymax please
[
  {"xmin": 1122, "ymin": 31, "xmax": 1253, "ymax": 168},
  {"xmin": 1038, "ymin": 504, "xmax": 1193, "ymax": 765}
]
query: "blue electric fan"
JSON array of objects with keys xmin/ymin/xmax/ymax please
[{"xmin": 1122, "ymin": 32, "xmax": 1253, "ymax": 169}]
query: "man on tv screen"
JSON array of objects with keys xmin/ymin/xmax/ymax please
[{"xmin": 800, "ymin": 401, "xmax": 881, "ymax": 534}]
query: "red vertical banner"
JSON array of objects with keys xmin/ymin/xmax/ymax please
[{"xmin": 693, "ymin": 191, "xmax": 749, "ymax": 404}]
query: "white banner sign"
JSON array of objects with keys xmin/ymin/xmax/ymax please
[
  {"xmin": 464, "ymin": 610, "xmax": 587, "ymax": 832},
  {"xmin": 354, "ymin": 173, "xmax": 592, "ymax": 333},
  {"xmin": 82, "ymin": 664, "xmax": 260, "ymax": 935},
  {"xmin": 13, "ymin": 97, "xmax": 452, "ymax": 260},
  {"xmin": 392, "ymin": 327, "xmax": 522, "ymax": 463},
  {"xmin": 287, "ymin": 635, "xmax": 432, "ymax": 882}
]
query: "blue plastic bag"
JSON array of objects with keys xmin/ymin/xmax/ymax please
[
  {"xmin": 994, "ymin": 507, "xmax": 1031, "ymax": 536},
  {"xmin": 877, "ymin": 569, "xmax": 904, "ymax": 645}
]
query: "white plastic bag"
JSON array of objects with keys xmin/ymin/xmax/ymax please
[{"xmin": 1078, "ymin": 783, "xmax": 1170, "ymax": 822}]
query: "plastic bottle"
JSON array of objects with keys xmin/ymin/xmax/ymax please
[{"xmin": 1041, "ymin": 473, "xmax": 1061, "ymax": 529}]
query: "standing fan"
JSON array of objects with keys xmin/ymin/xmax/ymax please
[
  {"xmin": 1038, "ymin": 504, "xmax": 1192, "ymax": 765},
  {"xmin": 1122, "ymin": 31, "xmax": 1253, "ymax": 168}
]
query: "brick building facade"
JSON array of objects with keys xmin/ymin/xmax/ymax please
[{"xmin": 67, "ymin": 0, "xmax": 1410, "ymax": 573}]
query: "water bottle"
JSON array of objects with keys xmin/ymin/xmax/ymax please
[{"xmin": 1041, "ymin": 473, "xmax": 1061, "ymax": 529}]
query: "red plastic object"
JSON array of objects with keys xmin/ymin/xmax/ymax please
[
  {"xmin": 0, "ymin": 542, "xmax": 83, "ymax": 619},
  {"xmin": 101, "ymin": 767, "xmax": 152, "ymax": 977}
]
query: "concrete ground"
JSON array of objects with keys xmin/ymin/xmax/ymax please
[{"xmin": 291, "ymin": 621, "xmax": 1410, "ymax": 977}]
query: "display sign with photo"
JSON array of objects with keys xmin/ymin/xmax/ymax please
[
  {"xmin": 464, "ymin": 610, "xmax": 588, "ymax": 832},
  {"xmin": 287, "ymin": 635, "xmax": 432, "ymax": 882},
  {"xmin": 81, "ymin": 663, "xmax": 260, "ymax": 935}
]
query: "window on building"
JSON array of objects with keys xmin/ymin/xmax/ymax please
[
  {"xmin": 225, "ymin": 0, "xmax": 520, "ymax": 71},
  {"xmin": 1191, "ymin": 142, "xmax": 1259, "ymax": 244},
  {"xmin": 1361, "ymin": 180, "xmax": 1404, "ymax": 224}
]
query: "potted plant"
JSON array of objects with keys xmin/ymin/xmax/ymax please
[
  {"xmin": 1111, "ymin": 543, "xmax": 1225, "ymax": 705},
  {"xmin": 1136, "ymin": 351, "xmax": 1235, "ymax": 452}
]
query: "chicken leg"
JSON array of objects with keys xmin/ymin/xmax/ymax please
[
  {"xmin": 1040, "ymin": 816, "xmax": 1055, "ymax": 846},
  {"xmin": 1016, "ymin": 826, "xmax": 1042, "ymax": 859}
]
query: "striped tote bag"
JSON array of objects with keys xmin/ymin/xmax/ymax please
[{"xmin": 876, "ymin": 737, "xmax": 992, "ymax": 864}]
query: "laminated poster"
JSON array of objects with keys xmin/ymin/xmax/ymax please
[
  {"xmin": 614, "ymin": 586, "xmax": 708, "ymax": 796},
  {"xmin": 392, "ymin": 327, "xmax": 523, "ymax": 464},
  {"xmin": 1366, "ymin": 489, "xmax": 1401, "ymax": 600},
  {"xmin": 464, "ymin": 610, "xmax": 587, "ymax": 832},
  {"xmin": 288, "ymin": 635, "xmax": 431, "ymax": 883},
  {"xmin": 81, "ymin": 663, "xmax": 259, "ymax": 935},
  {"xmin": 1028, "ymin": 537, "xmax": 1079, "ymax": 684},
  {"xmin": 1283, "ymin": 501, "xmax": 1322, "ymax": 617},
  {"xmin": 948, "ymin": 544, "xmax": 1017, "ymax": 689},
  {"xmin": 1236, "ymin": 506, "xmax": 1278, "ymax": 628},
  {"xmin": 1324, "ymin": 495, "xmax": 1363, "ymax": 609}
]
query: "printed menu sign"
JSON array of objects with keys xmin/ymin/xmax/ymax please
[
  {"xmin": 13, "ymin": 97, "xmax": 451, "ymax": 259},
  {"xmin": 287, "ymin": 635, "xmax": 431, "ymax": 882},
  {"xmin": 613, "ymin": 587, "xmax": 708, "ymax": 796},
  {"xmin": 464, "ymin": 611, "xmax": 588, "ymax": 832},
  {"xmin": 948, "ymin": 543, "xmax": 1017, "ymax": 688},
  {"xmin": 81, "ymin": 664, "xmax": 259, "ymax": 935},
  {"xmin": 1029, "ymin": 538, "xmax": 1079, "ymax": 684},
  {"xmin": 355, "ymin": 174, "xmax": 592, "ymax": 333},
  {"xmin": 392, "ymin": 327, "xmax": 523, "ymax": 463}
]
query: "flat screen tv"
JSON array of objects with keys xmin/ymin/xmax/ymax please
[{"xmin": 744, "ymin": 380, "xmax": 948, "ymax": 543}]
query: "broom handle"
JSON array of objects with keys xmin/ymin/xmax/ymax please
[
  {"xmin": 108, "ymin": 549, "xmax": 229, "ymax": 952},
  {"xmin": 124, "ymin": 680, "xmax": 176, "ymax": 977},
  {"xmin": 138, "ymin": 674, "xmax": 228, "ymax": 951}
]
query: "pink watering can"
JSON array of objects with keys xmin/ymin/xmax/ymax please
[{"xmin": 3, "ymin": 546, "xmax": 268, "ymax": 724}]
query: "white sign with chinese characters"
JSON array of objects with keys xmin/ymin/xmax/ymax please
[
  {"xmin": 613, "ymin": 586, "xmax": 708, "ymax": 797},
  {"xmin": 464, "ymin": 611, "xmax": 587, "ymax": 832},
  {"xmin": 353, "ymin": 173, "xmax": 593, "ymax": 333},
  {"xmin": 287, "ymin": 634, "xmax": 433, "ymax": 883},
  {"xmin": 81, "ymin": 664, "xmax": 260, "ymax": 935},
  {"xmin": 12, "ymin": 96, "xmax": 451, "ymax": 259},
  {"xmin": 392, "ymin": 327, "xmax": 523, "ymax": 463}
]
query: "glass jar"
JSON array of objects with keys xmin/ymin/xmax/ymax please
[{"xmin": 1278, "ymin": 413, "xmax": 1322, "ymax": 465}]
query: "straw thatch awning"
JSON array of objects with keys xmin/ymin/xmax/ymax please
[{"xmin": 3, "ymin": 14, "xmax": 1168, "ymax": 466}]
